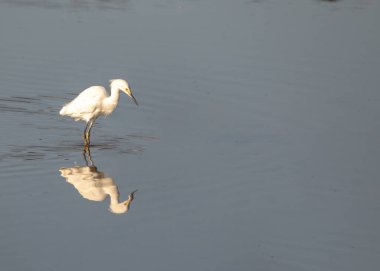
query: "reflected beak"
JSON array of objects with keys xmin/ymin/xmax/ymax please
[
  {"xmin": 124, "ymin": 190, "xmax": 137, "ymax": 205},
  {"xmin": 129, "ymin": 92, "xmax": 138, "ymax": 106}
]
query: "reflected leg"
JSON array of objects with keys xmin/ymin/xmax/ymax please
[{"xmin": 82, "ymin": 144, "xmax": 93, "ymax": 166}]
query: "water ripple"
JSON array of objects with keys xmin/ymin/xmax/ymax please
[
  {"xmin": 0, "ymin": 134, "xmax": 156, "ymax": 163},
  {"xmin": 1, "ymin": 0, "xmax": 130, "ymax": 10}
]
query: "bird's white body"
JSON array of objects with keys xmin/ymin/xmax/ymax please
[
  {"xmin": 59, "ymin": 79, "xmax": 138, "ymax": 145},
  {"xmin": 60, "ymin": 165, "xmax": 136, "ymax": 214},
  {"xmin": 60, "ymin": 85, "xmax": 119, "ymax": 122}
]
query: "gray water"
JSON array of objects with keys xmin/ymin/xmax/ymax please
[{"xmin": 1, "ymin": 0, "xmax": 380, "ymax": 270}]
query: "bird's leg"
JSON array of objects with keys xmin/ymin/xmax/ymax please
[
  {"xmin": 82, "ymin": 146, "xmax": 89, "ymax": 165},
  {"xmin": 87, "ymin": 146, "xmax": 94, "ymax": 166},
  {"xmin": 83, "ymin": 122, "xmax": 90, "ymax": 146},
  {"xmin": 86, "ymin": 119, "xmax": 95, "ymax": 146},
  {"xmin": 82, "ymin": 144, "xmax": 93, "ymax": 166}
]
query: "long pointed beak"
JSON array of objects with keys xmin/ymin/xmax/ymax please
[
  {"xmin": 129, "ymin": 92, "xmax": 138, "ymax": 106},
  {"xmin": 124, "ymin": 190, "xmax": 138, "ymax": 205}
]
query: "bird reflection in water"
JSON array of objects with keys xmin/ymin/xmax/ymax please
[{"xmin": 59, "ymin": 147, "xmax": 137, "ymax": 214}]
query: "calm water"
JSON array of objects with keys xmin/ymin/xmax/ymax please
[{"xmin": 1, "ymin": 0, "xmax": 380, "ymax": 270}]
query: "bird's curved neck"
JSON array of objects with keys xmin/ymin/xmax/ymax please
[
  {"xmin": 103, "ymin": 86, "xmax": 120, "ymax": 114},
  {"xmin": 108, "ymin": 187, "xmax": 120, "ymax": 205},
  {"xmin": 108, "ymin": 86, "xmax": 120, "ymax": 104}
]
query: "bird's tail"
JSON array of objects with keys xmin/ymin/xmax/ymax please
[{"xmin": 59, "ymin": 105, "xmax": 67, "ymax": 115}]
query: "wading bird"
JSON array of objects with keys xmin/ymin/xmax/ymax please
[
  {"xmin": 60, "ymin": 148, "xmax": 137, "ymax": 214},
  {"xmin": 60, "ymin": 79, "xmax": 138, "ymax": 146}
]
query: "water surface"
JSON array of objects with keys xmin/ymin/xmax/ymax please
[{"xmin": 0, "ymin": 0, "xmax": 380, "ymax": 270}]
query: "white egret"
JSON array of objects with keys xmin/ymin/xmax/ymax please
[
  {"xmin": 60, "ymin": 79, "xmax": 138, "ymax": 146},
  {"xmin": 60, "ymin": 166, "xmax": 137, "ymax": 214},
  {"xmin": 60, "ymin": 147, "xmax": 137, "ymax": 214}
]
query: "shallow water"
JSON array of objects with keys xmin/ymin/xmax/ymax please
[{"xmin": 1, "ymin": 0, "xmax": 380, "ymax": 270}]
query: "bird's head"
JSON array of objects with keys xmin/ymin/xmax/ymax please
[
  {"xmin": 108, "ymin": 190, "xmax": 137, "ymax": 214},
  {"xmin": 109, "ymin": 79, "xmax": 138, "ymax": 106}
]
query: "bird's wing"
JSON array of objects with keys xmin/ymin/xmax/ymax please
[{"xmin": 62, "ymin": 86, "xmax": 107, "ymax": 117}]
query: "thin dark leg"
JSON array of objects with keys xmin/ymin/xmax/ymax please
[
  {"xmin": 82, "ymin": 144, "xmax": 93, "ymax": 166},
  {"xmin": 83, "ymin": 122, "xmax": 90, "ymax": 145},
  {"xmin": 86, "ymin": 119, "xmax": 95, "ymax": 146},
  {"xmin": 82, "ymin": 145, "xmax": 89, "ymax": 165}
]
